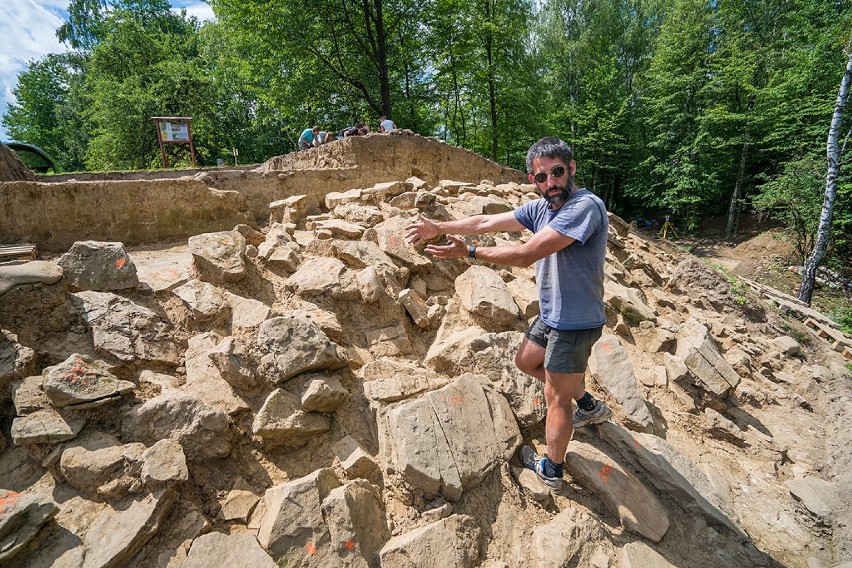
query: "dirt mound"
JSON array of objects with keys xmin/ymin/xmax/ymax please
[{"xmin": 0, "ymin": 144, "xmax": 36, "ymax": 182}]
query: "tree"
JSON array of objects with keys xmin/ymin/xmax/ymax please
[{"xmin": 798, "ymin": 37, "xmax": 852, "ymax": 304}]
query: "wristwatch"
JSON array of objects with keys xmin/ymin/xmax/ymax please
[{"xmin": 468, "ymin": 245, "xmax": 477, "ymax": 260}]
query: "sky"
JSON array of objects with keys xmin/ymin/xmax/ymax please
[{"xmin": 0, "ymin": 0, "xmax": 215, "ymax": 142}]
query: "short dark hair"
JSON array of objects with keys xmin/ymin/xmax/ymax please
[{"xmin": 526, "ymin": 137, "xmax": 573, "ymax": 173}]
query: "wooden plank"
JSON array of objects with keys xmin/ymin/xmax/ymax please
[{"xmin": 0, "ymin": 244, "xmax": 37, "ymax": 262}]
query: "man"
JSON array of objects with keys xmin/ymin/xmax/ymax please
[
  {"xmin": 298, "ymin": 126, "xmax": 320, "ymax": 150},
  {"xmin": 378, "ymin": 115, "xmax": 395, "ymax": 133},
  {"xmin": 404, "ymin": 136, "xmax": 612, "ymax": 493}
]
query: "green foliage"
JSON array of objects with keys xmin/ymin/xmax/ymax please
[{"xmin": 2, "ymin": 0, "xmax": 851, "ymax": 281}]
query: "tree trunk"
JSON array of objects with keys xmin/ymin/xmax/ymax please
[
  {"xmin": 483, "ymin": 0, "xmax": 498, "ymax": 160},
  {"xmin": 0, "ymin": 144, "xmax": 36, "ymax": 182},
  {"xmin": 725, "ymin": 136, "xmax": 749, "ymax": 238},
  {"xmin": 797, "ymin": 42, "xmax": 852, "ymax": 304},
  {"xmin": 372, "ymin": 0, "xmax": 391, "ymax": 117}
]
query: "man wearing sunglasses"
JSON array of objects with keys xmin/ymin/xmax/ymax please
[{"xmin": 404, "ymin": 136, "xmax": 611, "ymax": 493}]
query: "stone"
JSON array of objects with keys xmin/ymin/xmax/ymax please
[
  {"xmin": 371, "ymin": 216, "xmax": 432, "ymax": 271},
  {"xmin": 60, "ymin": 440, "xmax": 146, "ymax": 498},
  {"xmin": 72, "ymin": 291, "xmax": 182, "ymax": 365},
  {"xmin": 604, "ymin": 281, "xmax": 657, "ymax": 323},
  {"xmin": 82, "ymin": 487, "xmax": 178, "ymax": 568},
  {"xmin": 227, "ymin": 293, "xmax": 272, "ymax": 330},
  {"xmin": 0, "ymin": 489, "xmax": 59, "ymax": 563},
  {"xmin": 183, "ymin": 532, "xmax": 277, "ymax": 568},
  {"xmin": 512, "ymin": 466, "xmax": 552, "ymax": 502},
  {"xmin": 332, "ymin": 435, "xmax": 380, "ymax": 479},
  {"xmin": 597, "ymin": 423, "xmax": 740, "ymax": 532},
  {"xmin": 11, "ymin": 375, "xmax": 48, "ymax": 415},
  {"xmin": 141, "ymin": 439, "xmax": 188, "ymax": 486},
  {"xmin": 702, "ymin": 408, "xmax": 746, "ymax": 444},
  {"xmin": 286, "ymin": 256, "xmax": 359, "ymax": 299},
  {"xmin": 42, "ymin": 353, "xmax": 135, "ymax": 408},
  {"xmin": 674, "ymin": 318, "xmax": 741, "ymax": 407},
  {"xmin": 220, "ymin": 479, "xmax": 261, "ymax": 522},
  {"xmin": 357, "ymin": 266, "xmax": 386, "ymax": 302},
  {"xmin": 588, "ymin": 334, "xmax": 653, "ymax": 432},
  {"xmin": 253, "ymin": 388, "xmax": 330, "ymax": 446},
  {"xmin": 123, "ymin": 391, "xmax": 231, "ymax": 461},
  {"xmin": 314, "ymin": 218, "xmax": 365, "ymax": 239},
  {"xmin": 206, "ymin": 335, "xmax": 257, "ymax": 390},
  {"xmin": 255, "ymin": 315, "xmax": 347, "ymax": 383},
  {"xmin": 326, "ymin": 187, "xmax": 362, "ymax": 208},
  {"xmin": 455, "ymin": 265, "xmax": 521, "ymax": 326},
  {"xmin": 301, "ymin": 374, "xmax": 349, "ymax": 412},
  {"xmin": 288, "ymin": 306, "xmax": 346, "ymax": 343},
  {"xmin": 362, "ymin": 358, "xmax": 449, "ymax": 403},
  {"xmin": 0, "ymin": 260, "xmax": 63, "ymax": 297},
  {"xmin": 622, "ymin": 541, "xmax": 677, "ymax": 568},
  {"xmin": 784, "ymin": 476, "xmax": 838, "ymax": 523},
  {"xmin": 257, "ymin": 468, "xmax": 341, "ymax": 564},
  {"xmin": 506, "ymin": 276, "xmax": 538, "ymax": 320},
  {"xmin": 399, "ymin": 288, "xmax": 430, "ymax": 328},
  {"xmin": 172, "ymin": 279, "xmax": 230, "ymax": 323},
  {"xmin": 260, "ymin": 241, "xmax": 299, "ymax": 272},
  {"xmin": 564, "ymin": 441, "xmax": 670, "ymax": 542},
  {"xmin": 379, "ymin": 514, "xmax": 482, "ymax": 568},
  {"xmin": 423, "ymin": 319, "xmax": 486, "ymax": 376},
  {"xmin": 334, "ymin": 203, "xmax": 385, "ymax": 227},
  {"xmin": 383, "ymin": 374, "xmax": 521, "ymax": 501},
  {"xmin": 321, "ymin": 479, "xmax": 390, "ymax": 566},
  {"xmin": 11, "ymin": 408, "xmax": 85, "ymax": 444},
  {"xmin": 188, "ymin": 230, "xmax": 247, "ymax": 283},
  {"xmin": 773, "ymin": 335, "xmax": 802, "ymax": 357},
  {"xmin": 184, "ymin": 332, "xmax": 250, "ymax": 416},
  {"xmin": 365, "ymin": 323, "xmax": 413, "ymax": 357},
  {"xmin": 0, "ymin": 329, "xmax": 36, "ymax": 388},
  {"xmin": 58, "ymin": 241, "xmax": 139, "ymax": 291},
  {"xmin": 468, "ymin": 331, "xmax": 546, "ymax": 428},
  {"xmin": 532, "ymin": 506, "xmax": 601, "ymax": 567}
]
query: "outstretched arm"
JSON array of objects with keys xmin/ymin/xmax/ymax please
[
  {"xmin": 404, "ymin": 212, "xmax": 524, "ymax": 245},
  {"xmin": 423, "ymin": 226, "xmax": 575, "ymax": 268}
]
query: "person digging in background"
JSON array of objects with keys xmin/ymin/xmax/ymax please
[
  {"xmin": 298, "ymin": 126, "xmax": 319, "ymax": 150},
  {"xmin": 404, "ymin": 136, "xmax": 613, "ymax": 493}
]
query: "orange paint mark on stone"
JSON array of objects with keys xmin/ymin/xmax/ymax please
[
  {"xmin": 345, "ymin": 540, "xmax": 356, "ymax": 550},
  {"xmin": 599, "ymin": 342, "xmax": 613, "ymax": 351},
  {"xmin": 306, "ymin": 542, "xmax": 317, "ymax": 555},
  {"xmin": 632, "ymin": 437, "xmax": 642, "ymax": 449},
  {"xmin": 115, "ymin": 258, "xmax": 126, "ymax": 268},
  {"xmin": 0, "ymin": 491, "xmax": 21, "ymax": 514},
  {"xmin": 450, "ymin": 394, "xmax": 464, "ymax": 407},
  {"xmin": 597, "ymin": 463, "xmax": 613, "ymax": 483}
]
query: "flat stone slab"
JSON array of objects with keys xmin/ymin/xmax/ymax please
[
  {"xmin": 11, "ymin": 408, "xmax": 86, "ymax": 444},
  {"xmin": 42, "ymin": 353, "xmax": 135, "ymax": 408},
  {"xmin": 564, "ymin": 441, "xmax": 670, "ymax": 542},
  {"xmin": 82, "ymin": 487, "xmax": 177, "ymax": 568},
  {"xmin": 0, "ymin": 260, "xmax": 63, "ymax": 297},
  {"xmin": 252, "ymin": 388, "xmax": 330, "ymax": 446},
  {"xmin": 379, "ymin": 514, "xmax": 482, "ymax": 568},
  {"xmin": 255, "ymin": 315, "xmax": 347, "ymax": 383},
  {"xmin": 784, "ymin": 476, "xmax": 838, "ymax": 523},
  {"xmin": 0, "ymin": 489, "xmax": 59, "ymax": 563},
  {"xmin": 183, "ymin": 532, "xmax": 277, "ymax": 568},
  {"xmin": 588, "ymin": 334, "xmax": 653, "ymax": 432},
  {"xmin": 188, "ymin": 230, "xmax": 247, "ymax": 284},
  {"xmin": 133, "ymin": 245, "xmax": 193, "ymax": 292}
]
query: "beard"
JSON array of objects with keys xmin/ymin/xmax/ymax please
[{"xmin": 540, "ymin": 176, "xmax": 573, "ymax": 205}]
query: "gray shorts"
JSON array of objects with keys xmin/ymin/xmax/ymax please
[{"xmin": 524, "ymin": 317, "xmax": 603, "ymax": 374}]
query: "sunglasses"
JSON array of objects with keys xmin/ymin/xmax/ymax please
[{"xmin": 532, "ymin": 165, "xmax": 566, "ymax": 184}]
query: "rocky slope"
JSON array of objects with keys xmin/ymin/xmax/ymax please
[{"xmin": 0, "ymin": 134, "xmax": 850, "ymax": 568}]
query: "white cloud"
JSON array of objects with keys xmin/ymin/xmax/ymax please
[
  {"xmin": 0, "ymin": 0, "xmax": 68, "ymax": 140},
  {"xmin": 173, "ymin": 2, "xmax": 216, "ymax": 23}
]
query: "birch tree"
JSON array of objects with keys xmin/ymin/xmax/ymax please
[{"xmin": 797, "ymin": 37, "xmax": 852, "ymax": 305}]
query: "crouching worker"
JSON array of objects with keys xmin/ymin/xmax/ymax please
[{"xmin": 404, "ymin": 136, "xmax": 613, "ymax": 493}]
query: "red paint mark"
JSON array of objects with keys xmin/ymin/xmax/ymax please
[
  {"xmin": 115, "ymin": 258, "xmax": 126, "ymax": 268},
  {"xmin": 306, "ymin": 542, "xmax": 317, "ymax": 555},
  {"xmin": 345, "ymin": 540, "xmax": 356, "ymax": 550},
  {"xmin": 597, "ymin": 463, "xmax": 613, "ymax": 483},
  {"xmin": 532, "ymin": 397, "xmax": 543, "ymax": 408},
  {"xmin": 0, "ymin": 491, "xmax": 21, "ymax": 514},
  {"xmin": 64, "ymin": 358, "xmax": 92, "ymax": 385},
  {"xmin": 632, "ymin": 437, "xmax": 642, "ymax": 449},
  {"xmin": 599, "ymin": 342, "xmax": 614, "ymax": 351},
  {"xmin": 450, "ymin": 395, "xmax": 463, "ymax": 407}
]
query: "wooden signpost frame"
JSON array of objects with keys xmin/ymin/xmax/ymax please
[{"xmin": 152, "ymin": 116, "xmax": 196, "ymax": 168}]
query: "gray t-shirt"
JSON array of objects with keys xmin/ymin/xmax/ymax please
[{"xmin": 514, "ymin": 189, "xmax": 608, "ymax": 330}]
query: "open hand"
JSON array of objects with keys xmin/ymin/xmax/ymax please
[
  {"xmin": 405, "ymin": 214, "xmax": 441, "ymax": 245},
  {"xmin": 423, "ymin": 235, "xmax": 468, "ymax": 259}
]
